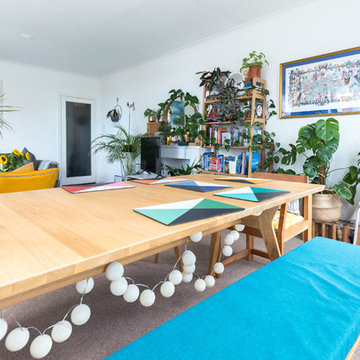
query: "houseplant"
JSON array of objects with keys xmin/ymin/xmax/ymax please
[
  {"xmin": 277, "ymin": 117, "xmax": 358, "ymax": 221},
  {"xmin": 92, "ymin": 124, "xmax": 145, "ymax": 180},
  {"xmin": 240, "ymin": 51, "xmax": 269, "ymax": 81},
  {"xmin": 0, "ymin": 91, "xmax": 18, "ymax": 138},
  {"xmin": 0, "ymin": 149, "xmax": 30, "ymax": 172}
]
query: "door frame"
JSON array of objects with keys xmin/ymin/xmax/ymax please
[{"xmin": 59, "ymin": 94, "xmax": 97, "ymax": 185}]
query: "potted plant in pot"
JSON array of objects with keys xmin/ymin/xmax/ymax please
[
  {"xmin": 92, "ymin": 124, "xmax": 145, "ymax": 180},
  {"xmin": 240, "ymin": 51, "xmax": 269, "ymax": 81},
  {"xmin": 277, "ymin": 117, "xmax": 358, "ymax": 222}
]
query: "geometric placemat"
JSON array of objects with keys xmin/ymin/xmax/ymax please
[
  {"xmin": 214, "ymin": 186, "xmax": 289, "ymax": 202},
  {"xmin": 62, "ymin": 182, "xmax": 135, "ymax": 194},
  {"xmin": 131, "ymin": 177, "xmax": 187, "ymax": 185},
  {"xmin": 134, "ymin": 198, "xmax": 244, "ymax": 226},
  {"xmin": 215, "ymin": 177, "xmax": 269, "ymax": 184},
  {"xmin": 166, "ymin": 181, "xmax": 232, "ymax": 193}
]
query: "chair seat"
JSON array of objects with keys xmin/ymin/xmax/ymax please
[{"xmin": 253, "ymin": 210, "xmax": 304, "ymax": 230}]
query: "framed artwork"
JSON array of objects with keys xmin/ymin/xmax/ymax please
[
  {"xmin": 280, "ymin": 47, "xmax": 360, "ymax": 118},
  {"xmin": 169, "ymin": 100, "xmax": 184, "ymax": 126}
]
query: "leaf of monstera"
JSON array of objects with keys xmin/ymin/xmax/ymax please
[
  {"xmin": 315, "ymin": 140, "xmax": 338, "ymax": 163},
  {"xmin": 343, "ymin": 166, "xmax": 359, "ymax": 184},
  {"xmin": 333, "ymin": 181, "xmax": 355, "ymax": 204},
  {"xmin": 303, "ymin": 156, "xmax": 322, "ymax": 178},
  {"xmin": 315, "ymin": 118, "xmax": 339, "ymax": 142},
  {"xmin": 297, "ymin": 124, "xmax": 316, "ymax": 152}
]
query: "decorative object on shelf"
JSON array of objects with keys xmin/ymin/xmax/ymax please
[
  {"xmin": 134, "ymin": 198, "xmax": 244, "ymax": 226},
  {"xmin": 280, "ymin": 46, "xmax": 360, "ymax": 118},
  {"xmin": 277, "ymin": 118, "xmax": 359, "ymax": 222},
  {"xmin": 144, "ymin": 109, "xmax": 158, "ymax": 122},
  {"xmin": 0, "ymin": 149, "xmax": 30, "ymax": 172},
  {"xmin": 106, "ymin": 97, "xmax": 122, "ymax": 122},
  {"xmin": 0, "ymin": 90, "xmax": 19, "ymax": 138},
  {"xmin": 214, "ymin": 186, "xmax": 289, "ymax": 202},
  {"xmin": 165, "ymin": 181, "xmax": 232, "ymax": 193},
  {"xmin": 92, "ymin": 124, "xmax": 145, "ymax": 181},
  {"xmin": 240, "ymin": 51, "xmax": 269, "ymax": 81}
]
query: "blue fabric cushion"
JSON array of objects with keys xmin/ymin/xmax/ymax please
[{"xmin": 107, "ymin": 238, "xmax": 360, "ymax": 360}]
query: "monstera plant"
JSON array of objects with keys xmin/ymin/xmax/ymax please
[{"xmin": 278, "ymin": 118, "xmax": 359, "ymax": 222}]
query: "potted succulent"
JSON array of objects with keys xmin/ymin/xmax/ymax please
[
  {"xmin": 277, "ymin": 118, "xmax": 358, "ymax": 222},
  {"xmin": 240, "ymin": 51, "xmax": 269, "ymax": 81},
  {"xmin": 92, "ymin": 124, "xmax": 145, "ymax": 180}
]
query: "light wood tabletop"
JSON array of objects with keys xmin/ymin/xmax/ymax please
[{"xmin": 0, "ymin": 174, "xmax": 323, "ymax": 309}]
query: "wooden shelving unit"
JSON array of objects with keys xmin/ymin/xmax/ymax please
[{"xmin": 201, "ymin": 77, "xmax": 266, "ymax": 177}]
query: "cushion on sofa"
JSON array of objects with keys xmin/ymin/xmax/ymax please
[{"xmin": 22, "ymin": 147, "xmax": 38, "ymax": 170}]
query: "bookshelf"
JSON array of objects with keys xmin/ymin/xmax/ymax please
[{"xmin": 201, "ymin": 77, "xmax": 266, "ymax": 177}]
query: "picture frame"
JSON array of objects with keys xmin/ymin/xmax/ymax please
[{"xmin": 280, "ymin": 46, "xmax": 360, "ymax": 118}]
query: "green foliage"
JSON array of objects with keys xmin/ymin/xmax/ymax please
[
  {"xmin": 168, "ymin": 112, "xmax": 205, "ymax": 142},
  {"xmin": 196, "ymin": 68, "xmax": 231, "ymax": 91},
  {"xmin": 166, "ymin": 160, "xmax": 202, "ymax": 176},
  {"xmin": 0, "ymin": 91, "xmax": 19, "ymax": 138},
  {"xmin": 92, "ymin": 124, "xmax": 145, "ymax": 178},
  {"xmin": 240, "ymin": 51, "xmax": 269, "ymax": 72}
]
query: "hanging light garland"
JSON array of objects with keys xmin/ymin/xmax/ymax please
[{"xmin": 0, "ymin": 225, "xmax": 245, "ymax": 358}]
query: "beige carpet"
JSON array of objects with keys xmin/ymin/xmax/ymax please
[{"xmin": 1, "ymin": 235, "xmax": 359, "ymax": 360}]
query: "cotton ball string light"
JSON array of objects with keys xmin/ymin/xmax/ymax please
[
  {"xmin": 224, "ymin": 233, "xmax": 235, "ymax": 246},
  {"xmin": 204, "ymin": 275, "xmax": 215, "ymax": 288},
  {"xmin": 30, "ymin": 334, "xmax": 53, "ymax": 359},
  {"xmin": 71, "ymin": 304, "xmax": 91, "ymax": 326},
  {"xmin": 51, "ymin": 320, "xmax": 72, "ymax": 343},
  {"xmin": 160, "ymin": 281, "xmax": 175, "ymax": 298},
  {"xmin": 110, "ymin": 277, "xmax": 128, "ymax": 296},
  {"xmin": 183, "ymin": 264, "xmax": 196, "ymax": 274},
  {"xmin": 213, "ymin": 262, "xmax": 225, "ymax": 274},
  {"xmin": 230, "ymin": 230, "xmax": 240, "ymax": 241},
  {"xmin": 182, "ymin": 250, "xmax": 196, "ymax": 266},
  {"xmin": 123, "ymin": 284, "xmax": 140, "ymax": 303},
  {"xmin": 139, "ymin": 289, "xmax": 156, "ymax": 307},
  {"xmin": 222, "ymin": 245, "xmax": 233, "ymax": 257},
  {"xmin": 194, "ymin": 278, "xmax": 206, "ymax": 292},
  {"xmin": 235, "ymin": 224, "xmax": 245, "ymax": 232},
  {"xmin": 0, "ymin": 318, "xmax": 8, "ymax": 341},
  {"xmin": 182, "ymin": 272, "xmax": 193, "ymax": 283},
  {"xmin": 75, "ymin": 277, "xmax": 94, "ymax": 295},
  {"xmin": 168, "ymin": 270, "xmax": 182, "ymax": 285},
  {"xmin": 190, "ymin": 232, "xmax": 203, "ymax": 243},
  {"xmin": 5, "ymin": 327, "xmax": 30, "ymax": 352},
  {"xmin": 105, "ymin": 262, "xmax": 124, "ymax": 281}
]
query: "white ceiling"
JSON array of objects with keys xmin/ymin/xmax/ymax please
[{"xmin": 0, "ymin": 0, "xmax": 306, "ymax": 76}]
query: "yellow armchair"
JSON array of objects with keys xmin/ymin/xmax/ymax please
[{"xmin": 0, "ymin": 168, "xmax": 59, "ymax": 193}]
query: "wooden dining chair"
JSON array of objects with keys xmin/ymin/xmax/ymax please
[{"xmin": 213, "ymin": 172, "xmax": 311, "ymax": 271}]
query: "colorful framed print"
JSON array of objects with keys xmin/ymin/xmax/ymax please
[{"xmin": 280, "ymin": 47, "xmax": 360, "ymax": 118}]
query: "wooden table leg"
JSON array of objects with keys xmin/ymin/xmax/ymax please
[
  {"xmin": 303, "ymin": 195, "xmax": 312, "ymax": 242},
  {"xmin": 208, "ymin": 231, "xmax": 221, "ymax": 274}
]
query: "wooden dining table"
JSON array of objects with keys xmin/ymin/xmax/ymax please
[{"xmin": 0, "ymin": 174, "xmax": 323, "ymax": 309}]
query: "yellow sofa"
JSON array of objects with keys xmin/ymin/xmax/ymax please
[{"xmin": 0, "ymin": 168, "xmax": 59, "ymax": 193}]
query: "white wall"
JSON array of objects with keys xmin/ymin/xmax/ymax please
[
  {"xmin": 0, "ymin": 59, "xmax": 99, "ymax": 168},
  {"xmin": 99, "ymin": 0, "xmax": 360, "ymax": 218}
]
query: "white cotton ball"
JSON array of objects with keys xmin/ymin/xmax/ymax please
[
  {"xmin": 105, "ymin": 262, "xmax": 124, "ymax": 281},
  {"xmin": 222, "ymin": 245, "xmax": 233, "ymax": 257},
  {"xmin": 71, "ymin": 304, "xmax": 91, "ymax": 326},
  {"xmin": 224, "ymin": 233, "xmax": 235, "ymax": 246},
  {"xmin": 0, "ymin": 318, "xmax": 8, "ymax": 341},
  {"xmin": 168, "ymin": 270, "xmax": 182, "ymax": 285},
  {"xmin": 139, "ymin": 289, "xmax": 156, "ymax": 307},
  {"xmin": 5, "ymin": 327, "xmax": 30, "ymax": 352},
  {"xmin": 194, "ymin": 278, "xmax": 206, "ymax": 292},
  {"xmin": 190, "ymin": 232, "xmax": 203, "ymax": 242},
  {"xmin": 51, "ymin": 321, "xmax": 72, "ymax": 343},
  {"xmin": 213, "ymin": 262, "xmax": 225, "ymax": 274},
  {"xmin": 123, "ymin": 284, "xmax": 140, "ymax": 303},
  {"xmin": 160, "ymin": 281, "xmax": 175, "ymax": 298},
  {"xmin": 30, "ymin": 334, "xmax": 53, "ymax": 359},
  {"xmin": 182, "ymin": 250, "xmax": 196, "ymax": 266},
  {"xmin": 230, "ymin": 230, "xmax": 240, "ymax": 241},
  {"xmin": 204, "ymin": 275, "xmax": 215, "ymax": 288},
  {"xmin": 75, "ymin": 277, "xmax": 94, "ymax": 295},
  {"xmin": 110, "ymin": 277, "xmax": 128, "ymax": 296},
  {"xmin": 183, "ymin": 264, "xmax": 196, "ymax": 274},
  {"xmin": 235, "ymin": 224, "xmax": 245, "ymax": 232},
  {"xmin": 182, "ymin": 272, "xmax": 193, "ymax": 283}
]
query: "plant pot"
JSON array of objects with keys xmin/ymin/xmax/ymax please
[
  {"xmin": 246, "ymin": 65, "xmax": 261, "ymax": 81},
  {"xmin": 312, "ymin": 192, "xmax": 343, "ymax": 222}
]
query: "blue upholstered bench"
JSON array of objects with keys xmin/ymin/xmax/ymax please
[{"xmin": 107, "ymin": 237, "xmax": 360, "ymax": 360}]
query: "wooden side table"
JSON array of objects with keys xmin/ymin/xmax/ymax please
[{"xmin": 312, "ymin": 219, "xmax": 359, "ymax": 244}]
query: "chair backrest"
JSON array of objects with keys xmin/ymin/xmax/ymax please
[
  {"xmin": 252, "ymin": 172, "xmax": 308, "ymax": 184},
  {"xmin": 0, "ymin": 168, "xmax": 59, "ymax": 193}
]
